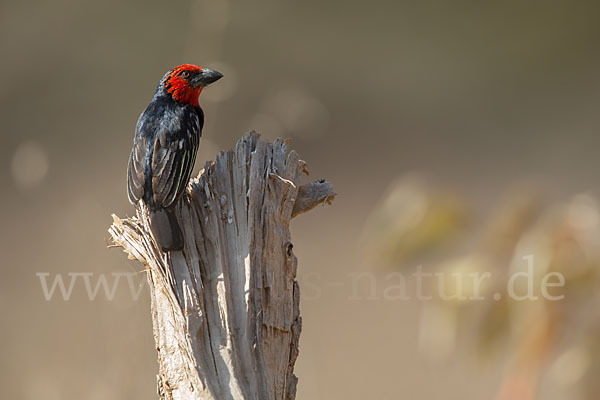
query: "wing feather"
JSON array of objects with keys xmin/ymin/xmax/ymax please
[
  {"xmin": 127, "ymin": 136, "xmax": 146, "ymax": 204},
  {"xmin": 151, "ymin": 133, "xmax": 197, "ymax": 208},
  {"xmin": 130, "ymin": 103, "xmax": 201, "ymax": 210}
]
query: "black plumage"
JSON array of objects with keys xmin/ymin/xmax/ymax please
[{"xmin": 126, "ymin": 65, "xmax": 222, "ymax": 251}]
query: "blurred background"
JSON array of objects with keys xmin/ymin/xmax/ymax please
[{"xmin": 2, "ymin": 0, "xmax": 600, "ymax": 399}]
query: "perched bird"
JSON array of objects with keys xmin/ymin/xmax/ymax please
[{"xmin": 127, "ymin": 64, "xmax": 223, "ymax": 251}]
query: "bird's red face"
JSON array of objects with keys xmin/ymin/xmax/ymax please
[{"xmin": 162, "ymin": 64, "xmax": 223, "ymax": 106}]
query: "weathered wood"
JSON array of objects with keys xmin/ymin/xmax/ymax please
[{"xmin": 108, "ymin": 132, "xmax": 335, "ymax": 400}]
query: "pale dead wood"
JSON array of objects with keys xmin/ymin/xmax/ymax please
[
  {"xmin": 108, "ymin": 132, "xmax": 335, "ymax": 400},
  {"xmin": 292, "ymin": 179, "xmax": 336, "ymax": 218}
]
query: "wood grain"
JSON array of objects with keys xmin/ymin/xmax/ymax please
[{"xmin": 108, "ymin": 132, "xmax": 335, "ymax": 400}]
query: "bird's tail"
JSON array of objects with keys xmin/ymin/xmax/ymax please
[{"xmin": 149, "ymin": 208, "xmax": 184, "ymax": 251}]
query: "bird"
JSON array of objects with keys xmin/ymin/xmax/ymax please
[{"xmin": 127, "ymin": 64, "xmax": 223, "ymax": 251}]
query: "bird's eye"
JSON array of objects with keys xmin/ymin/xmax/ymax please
[{"xmin": 181, "ymin": 71, "xmax": 190, "ymax": 78}]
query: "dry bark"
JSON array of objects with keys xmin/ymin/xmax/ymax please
[{"xmin": 108, "ymin": 132, "xmax": 335, "ymax": 400}]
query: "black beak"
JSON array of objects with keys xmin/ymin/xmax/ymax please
[{"xmin": 192, "ymin": 68, "xmax": 223, "ymax": 87}]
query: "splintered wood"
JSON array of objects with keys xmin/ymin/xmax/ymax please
[{"xmin": 108, "ymin": 132, "xmax": 335, "ymax": 400}]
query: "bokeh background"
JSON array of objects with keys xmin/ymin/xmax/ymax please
[{"xmin": 2, "ymin": 0, "xmax": 600, "ymax": 399}]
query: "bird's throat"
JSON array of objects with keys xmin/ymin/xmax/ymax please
[{"xmin": 166, "ymin": 81, "xmax": 203, "ymax": 107}]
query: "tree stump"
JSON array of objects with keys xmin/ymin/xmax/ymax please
[{"xmin": 108, "ymin": 132, "xmax": 335, "ymax": 400}]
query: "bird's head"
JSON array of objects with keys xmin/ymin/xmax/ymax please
[{"xmin": 159, "ymin": 64, "xmax": 223, "ymax": 106}]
